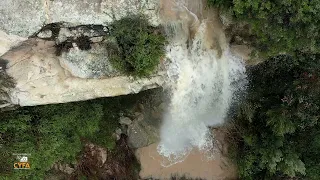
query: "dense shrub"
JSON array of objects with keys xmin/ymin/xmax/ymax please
[
  {"xmin": 0, "ymin": 93, "xmax": 141, "ymax": 179},
  {"xmin": 208, "ymin": 0, "xmax": 320, "ymax": 57},
  {"xmin": 108, "ymin": 15, "xmax": 166, "ymax": 77},
  {"xmin": 0, "ymin": 103, "xmax": 101, "ymax": 179},
  {"xmin": 228, "ymin": 53, "xmax": 320, "ymax": 179}
]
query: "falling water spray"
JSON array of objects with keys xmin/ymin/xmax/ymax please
[{"xmin": 157, "ymin": 0, "xmax": 247, "ymax": 166}]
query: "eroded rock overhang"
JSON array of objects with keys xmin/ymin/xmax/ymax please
[{"xmin": 0, "ymin": 0, "xmax": 165, "ymax": 106}]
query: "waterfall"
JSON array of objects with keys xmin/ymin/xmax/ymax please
[{"xmin": 157, "ymin": 0, "xmax": 247, "ymax": 165}]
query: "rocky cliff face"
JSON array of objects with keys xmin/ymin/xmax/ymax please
[
  {"xmin": 0, "ymin": 0, "xmax": 164, "ymax": 106},
  {"xmin": 1, "ymin": 38, "xmax": 165, "ymax": 106},
  {"xmin": 0, "ymin": 0, "xmax": 159, "ymax": 37},
  {"xmin": 0, "ymin": 0, "xmax": 252, "ymax": 107}
]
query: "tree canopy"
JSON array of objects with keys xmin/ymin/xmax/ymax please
[
  {"xmin": 0, "ymin": 94, "xmax": 140, "ymax": 179},
  {"xmin": 229, "ymin": 53, "xmax": 320, "ymax": 179},
  {"xmin": 208, "ymin": 0, "xmax": 320, "ymax": 57},
  {"xmin": 108, "ymin": 15, "xmax": 166, "ymax": 77}
]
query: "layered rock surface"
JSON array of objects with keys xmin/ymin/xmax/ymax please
[
  {"xmin": 1, "ymin": 38, "xmax": 164, "ymax": 106},
  {"xmin": 0, "ymin": 0, "xmax": 252, "ymax": 107},
  {"xmin": 0, "ymin": 0, "xmax": 164, "ymax": 106},
  {"xmin": 0, "ymin": 0, "xmax": 159, "ymax": 37}
]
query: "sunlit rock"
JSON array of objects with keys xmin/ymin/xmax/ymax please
[
  {"xmin": 0, "ymin": 0, "xmax": 159, "ymax": 37},
  {"xmin": 1, "ymin": 38, "xmax": 164, "ymax": 106}
]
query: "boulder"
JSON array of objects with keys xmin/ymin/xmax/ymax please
[
  {"xmin": 0, "ymin": 0, "xmax": 165, "ymax": 107},
  {"xmin": 85, "ymin": 143, "xmax": 108, "ymax": 166},
  {"xmin": 37, "ymin": 30, "xmax": 53, "ymax": 39},
  {"xmin": 1, "ymin": 38, "xmax": 165, "ymax": 106},
  {"xmin": 0, "ymin": 30, "xmax": 26, "ymax": 56},
  {"xmin": 59, "ymin": 43, "xmax": 119, "ymax": 79},
  {"xmin": 127, "ymin": 112, "xmax": 160, "ymax": 149},
  {"xmin": 230, "ymin": 44, "xmax": 252, "ymax": 62},
  {"xmin": 119, "ymin": 117, "xmax": 132, "ymax": 126},
  {"xmin": 53, "ymin": 163, "xmax": 75, "ymax": 175}
]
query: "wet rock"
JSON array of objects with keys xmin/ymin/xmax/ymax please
[
  {"xmin": 219, "ymin": 10, "xmax": 234, "ymax": 29},
  {"xmin": 126, "ymin": 89, "xmax": 165, "ymax": 148},
  {"xmin": 119, "ymin": 116, "xmax": 132, "ymax": 126},
  {"xmin": 127, "ymin": 123, "xmax": 151, "ymax": 148},
  {"xmin": 151, "ymin": 109, "xmax": 162, "ymax": 119},
  {"xmin": 151, "ymin": 102, "xmax": 166, "ymax": 119},
  {"xmin": 158, "ymin": 102, "xmax": 166, "ymax": 111},
  {"xmin": 127, "ymin": 113, "xmax": 159, "ymax": 149},
  {"xmin": 230, "ymin": 44, "xmax": 252, "ymax": 62}
]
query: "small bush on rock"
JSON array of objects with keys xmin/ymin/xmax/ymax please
[{"xmin": 108, "ymin": 15, "xmax": 166, "ymax": 77}]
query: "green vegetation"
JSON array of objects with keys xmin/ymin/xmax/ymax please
[
  {"xmin": 228, "ymin": 53, "xmax": 320, "ymax": 179},
  {"xmin": 0, "ymin": 94, "xmax": 140, "ymax": 179},
  {"xmin": 208, "ymin": 0, "xmax": 320, "ymax": 57},
  {"xmin": 207, "ymin": 1, "xmax": 320, "ymax": 179},
  {"xmin": 0, "ymin": 59, "xmax": 15, "ymax": 105},
  {"xmin": 108, "ymin": 15, "xmax": 166, "ymax": 77}
]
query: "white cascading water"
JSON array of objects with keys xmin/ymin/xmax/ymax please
[{"xmin": 157, "ymin": 0, "xmax": 247, "ymax": 166}]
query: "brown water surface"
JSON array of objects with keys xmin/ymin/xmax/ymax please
[{"xmin": 136, "ymin": 130, "xmax": 237, "ymax": 180}]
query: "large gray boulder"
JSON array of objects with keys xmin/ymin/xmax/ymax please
[
  {"xmin": 127, "ymin": 113, "xmax": 160, "ymax": 149},
  {"xmin": 1, "ymin": 38, "xmax": 165, "ymax": 106},
  {"xmin": 59, "ymin": 43, "xmax": 119, "ymax": 79},
  {"xmin": 127, "ymin": 91, "xmax": 166, "ymax": 149}
]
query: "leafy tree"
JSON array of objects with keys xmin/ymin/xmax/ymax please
[
  {"xmin": 0, "ymin": 102, "xmax": 103, "ymax": 179},
  {"xmin": 108, "ymin": 15, "xmax": 166, "ymax": 77},
  {"xmin": 208, "ymin": 0, "xmax": 320, "ymax": 57},
  {"xmin": 0, "ymin": 92, "xmax": 142, "ymax": 179},
  {"xmin": 229, "ymin": 53, "xmax": 320, "ymax": 179}
]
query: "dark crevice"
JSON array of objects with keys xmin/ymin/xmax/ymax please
[
  {"xmin": 74, "ymin": 36, "xmax": 92, "ymax": 51},
  {"xmin": 55, "ymin": 40, "xmax": 73, "ymax": 56},
  {"xmin": 0, "ymin": 58, "xmax": 8, "ymax": 71},
  {"xmin": 31, "ymin": 22, "xmax": 110, "ymax": 56},
  {"xmin": 30, "ymin": 22, "xmax": 64, "ymax": 40}
]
